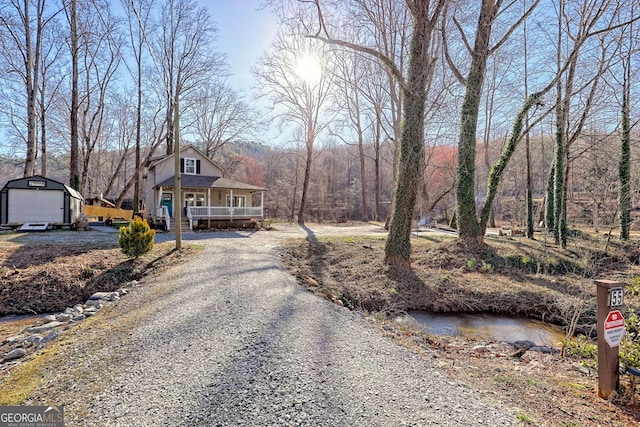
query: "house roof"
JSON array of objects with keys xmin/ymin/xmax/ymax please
[
  {"xmin": 155, "ymin": 174, "xmax": 266, "ymax": 191},
  {"xmin": 145, "ymin": 144, "xmax": 225, "ymax": 171}
]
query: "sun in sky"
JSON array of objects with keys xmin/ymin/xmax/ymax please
[{"xmin": 294, "ymin": 54, "xmax": 322, "ymax": 84}]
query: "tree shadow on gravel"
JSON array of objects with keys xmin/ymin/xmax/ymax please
[
  {"xmin": 300, "ymin": 225, "xmax": 329, "ymax": 286},
  {"xmin": 189, "ymin": 294, "xmax": 343, "ymax": 425}
]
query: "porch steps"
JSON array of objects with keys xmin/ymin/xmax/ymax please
[{"xmin": 171, "ymin": 217, "xmax": 193, "ymax": 233}]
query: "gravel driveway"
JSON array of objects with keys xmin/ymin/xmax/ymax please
[{"xmin": 85, "ymin": 224, "xmax": 517, "ymax": 426}]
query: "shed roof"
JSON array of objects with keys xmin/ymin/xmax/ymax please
[{"xmin": 1, "ymin": 175, "xmax": 83, "ymax": 200}]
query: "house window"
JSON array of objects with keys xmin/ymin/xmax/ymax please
[
  {"xmin": 185, "ymin": 193, "xmax": 205, "ymax": 208},
  {"xmin": 184, "ymin": 158, "xmax": 196, "ymax": 174},
  {"xmin": 227, "ymin": 195, "xmax": 245, "ymax": 207},
  {"xmin": 180, "ymin": 157, "xmax": 200, "ymax": 174}
]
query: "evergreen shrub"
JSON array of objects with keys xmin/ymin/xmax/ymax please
[{"xmin": 119, "ymin": 217, "xmax": 155, "ymax": 258}]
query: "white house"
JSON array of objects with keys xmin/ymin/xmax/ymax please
[{"xmin": 143, "ymin": 145, "xmax": 267, "ymax": 231}]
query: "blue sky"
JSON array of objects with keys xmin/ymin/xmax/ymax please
[{"xmin": 199, "ymin": 1, "xmax": 278, "ymax": 92}]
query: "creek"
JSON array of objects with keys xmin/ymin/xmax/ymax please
[{"xmin": 399, "ymin": 311, "xmax": 567, "ymax": 348}]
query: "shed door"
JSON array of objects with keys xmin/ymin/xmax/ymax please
[{"xmin": 8, "ymin": 189, "xmax": 64, "ymax": 223}]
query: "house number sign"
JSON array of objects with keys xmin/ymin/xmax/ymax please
[{"xmin": 608, "ymin": 287, "xmax": 624, "ymax": 308}]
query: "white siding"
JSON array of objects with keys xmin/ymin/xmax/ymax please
[{"xmin": 8, "ymin": 189, "xmax": 64, "ymax": 223}]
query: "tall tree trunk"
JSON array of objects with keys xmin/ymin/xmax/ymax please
[
  {"xmin": 545, "ymin": 162, "xmax": 555, "ymax": 232},
  {"xmin": 523, "ymin": 14, "xmax": 534, "ymax": 239},
  {"xmin": 480, "ymin": 92, "xmax": 542, "ymax": 233},
  {"xmin": 134, "ymin": 39, "xmax": 143, "ymax": 214},
  {"xmin": 358, "ymin": 131, "xmax": 368, "ymax": 222},
  {"xmin": 297, "ymin": 117, "xmax": 314, "ymax": 226},
  {"xmin": 290, "ymin": 156, "xmax": 299, "ymax": 222},
  {"xmin": 39, "ymin": 78, "xmax": 47, "ymax": 177},
  {"xmin": 619, "ymin": 41, "xmax": 631, "ymax": 241},
  {"xmin": 69, "ymin": 0, "xmax": 79, "ymax": 190},
  {"xmin": 383, "ymin": 1, "xmax": 442, "ymax": 267},
  {"xmin": 455, "ymin": 0, "xmax": 500, "ymax": 244},
  {"xmin": 553, "ymin": 0, "xmax": 564, "ymax": 246},
  {"xmin": 374, "ymin": 117, "xmax": 382, "ymax": 222},
  {"xmin": 21, "ymin": 1, "xmax": 41, "ymax": 177}
]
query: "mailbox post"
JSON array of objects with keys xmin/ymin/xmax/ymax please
[{"xmin": 594, "ymin": 279, "xmax": 625, "ymax": 399}]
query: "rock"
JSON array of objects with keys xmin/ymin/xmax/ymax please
[
  {"xmin": 88, "ymin": 291, "xmax": 119, "ymax": 302},
  {"xmin": 83, "ymin": 308, "xmax": 96, "ymax": 316},
  {"xmin": 40, "ymin": 330, "xmax": 60, "ymax": 345},
  {"xmin": 511, "ymin": 340, "xmax": 536, "ymax": 350},
  {"xmin": 4, "ymin": 348, "xmax": 27, "ymax": 361},
  {"xmin": 55, "ymin": 314, "xmax": 72, "ymax": 322},
  {"xmin": 43, "ymin": 314, "xmax": 57, "ymax": 322},
  {"xmin": 305, "ymin": 276, "xmax": 320, "ymax": 287},
  {"xmin": 72, "ymin": 314, "xmax": 86, "ymax": 322},
  {"xmin": 24, "ymin": 334, "xmax": 43, "ymax": 345},
  {"xmin": 530, "ymin": 346, "xmax": 555, "ymax": 354},
  {"xmin": 117, "ymin": 288, "xmax": 128, "ymax": 296},
  {"xmin": 74, "ymin": 304, "xmax": 84, "ymax": 313},
  {"xmin": 26, "ymin": 321, "xmax": 64, "ymax": 333},
  {"xmin": 4, "ymin": 335, "xmax": 25, "ymax": 345},
  {"xmin": 87, "ymin": 292, "xmax": 120, "ymax": 302},
  {"xmin": 64, "ymin": 307, "xmax": 76, "ymax": 315},
  {"xmin": 570, "ymin": 362, "xmax": 591, "ymax": 375},
  {"xmin": 85, "ymin": 300, "xmax": 103, "ymax": 309},
  {"xmin": 472, "ymin": 345, "xmax": 491, "ymax": 353}
]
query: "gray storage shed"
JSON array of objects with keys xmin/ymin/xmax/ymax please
[{"xmin": 0, "ymin": 176, "xmax": 84, "ymax": 227}]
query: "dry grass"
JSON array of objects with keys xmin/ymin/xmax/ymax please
[
  {"xmin": 0, "ymin": 238, "xmax": 190, "ymax": 316},
  {"xmin": 280, "ymin": 230, "xmax": 640, "ymax": 426}
]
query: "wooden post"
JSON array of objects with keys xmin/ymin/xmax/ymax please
[
  {"xmin": 174, "ymin": 94, "xmax": 181, "ymax": 250},
  {"xmin": 595, "ymin": 279, "xmax": 621, "ymax": 399}
]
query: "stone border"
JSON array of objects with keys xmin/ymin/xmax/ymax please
[{"xmin": 1, "ymin": 283, "xmax": 136, "ymax": 365}]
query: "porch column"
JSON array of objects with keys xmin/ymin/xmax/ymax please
[
  {"xmin": 230, "ymin": 189, "xmax": 234, "ymax": 223},
  {"xmin": 158, "ymin": 186, "xmax": 163, "ymax": 216},
  {"xmin": 207, "ymin": 188, "xmax": 211, "ymax": 216},
  {"xmin": 261, "ymin": 191, "xmax": 264, "ymax": 218}
]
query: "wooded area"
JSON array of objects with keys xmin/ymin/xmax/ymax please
[{"xmin": 1, "ymin": 0, "xmax": 639, "ymax": 265}]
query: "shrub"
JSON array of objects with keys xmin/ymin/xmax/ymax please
[{"xmin": 119, "ymin": 217, "xmax": 155, "ymax": 258}]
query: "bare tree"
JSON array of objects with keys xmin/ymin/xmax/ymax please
[
  {"xmin": 331, "ymin": 49, "xmax": 373, "ymax": 221},
  {"xmin": 293, "ymin": 0, "xmax": 446, "ymax": 266},
  {"xmin": 189, "ymin": 80, "xmax": 257, "ymax": 159},
  {"xmin": 0, "ymin": 0, "xmax": 62, "ymax": 177},
  {"xmin": 62, "ymin": 0, "xmax": 80, "ymax": 189},
  {"xmin": 152, "ymin": 0, "xmax": 226, "ymax": 155},
  {"xmin": 255, "ymin": 30, "xmax": 334, "ymax": 225},
  {"xmin": 550, "ymin": 0, "xmax": 622, "ymax": 247},
  {"xmin": 443, "ymin": 0, "xmax": 540, "ymax": 244},
  {"xmin": 122, "ymin": 0, "xmax": 155, "ymax": 213}
]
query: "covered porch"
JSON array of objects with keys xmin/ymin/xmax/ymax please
[{"xmin": 151, "ymin": 175, "xmax": 266, "ymax": 231}]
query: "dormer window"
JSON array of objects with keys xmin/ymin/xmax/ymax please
[{"xmin": 180, "ymin": 157, "xmax": 200, "ymax": 175}]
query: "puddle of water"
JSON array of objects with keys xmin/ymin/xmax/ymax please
[{"xmin": 401, "ymin": 311, "xmax": 566, "ymax": 348}]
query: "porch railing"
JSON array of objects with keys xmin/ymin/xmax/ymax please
[
  {"xmin": 187, "ymin": 206, "xmax": 263, "ymax": 220},
  {"xmin": 155, "ymin": 206, "xmax": 170, "ymax": 231}
]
